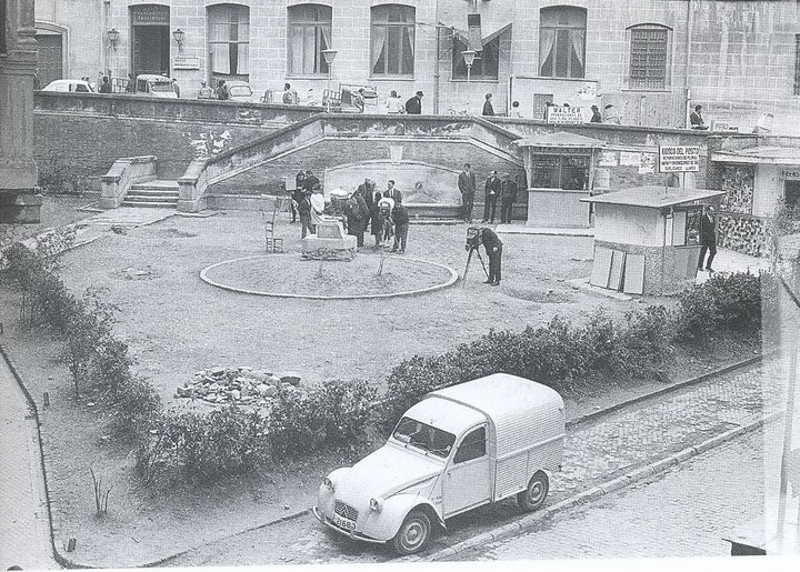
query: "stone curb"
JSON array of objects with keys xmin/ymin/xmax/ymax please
[
  {"xmin": 410, "ymin": 411, "xmax": 777, "ymax": 563},
  {"xmin": 199, "ymin": 255, "xmax": 460, "ymax": 300},
  {"xmin": 0, "ymin": 334, "xmax": 765, "ymax": 568}
]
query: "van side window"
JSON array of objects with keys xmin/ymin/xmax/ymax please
[{"xmin": 453, "ymin": 426, "xmax": 486, "ymax": 464}]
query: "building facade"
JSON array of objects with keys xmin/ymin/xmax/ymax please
[{"xmin": 34, "ymin": 0, "xmax": 800, "ymax": 132}]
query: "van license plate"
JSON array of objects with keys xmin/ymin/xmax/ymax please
[{"xmin": 333, "ymin": 514, "xmax": 356, "ymax": 531}]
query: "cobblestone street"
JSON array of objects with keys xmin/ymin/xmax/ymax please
[
  {"xmin": 165, "ymin": 359, "xmax": 780, "ymax": 567},
  {"xmin": 450, "ymin": 426, "xmax": 775, "ymax": 561}
]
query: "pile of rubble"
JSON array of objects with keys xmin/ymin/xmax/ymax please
[{"xmin": 175, "ymin": 367, "xmax": 303, "ymax": 407}]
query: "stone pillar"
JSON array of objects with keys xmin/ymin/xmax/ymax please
[{"xmin": 0, "ymin": 0, "xmax": 42, "ymax": 223}]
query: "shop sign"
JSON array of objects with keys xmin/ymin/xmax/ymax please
[
  {"xmin": 658, "ymin": 146, "xmax": 700, "ymax": 173},
  {"xmin": 780, "ymin": 169, "xmax": 800, "ymax": 180},
  {"xmin": 132, "ymin": 5, "xmax": 170, "ymax": 26},
  {"xmin": 547, "ymin": 106, "xmax": 584, "ymax": 125},
  {"xmin": 173, "ymin": 57, "xmax": 200, "ymax": 70}
]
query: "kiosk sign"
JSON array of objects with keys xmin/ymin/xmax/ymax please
[
  {"xmin": 547, "ymin": 106, "xmax": 584, "ymax": 125},
  {"xmin": 658, "ymin": 146, "xmax": 700, "ymax": 173}
]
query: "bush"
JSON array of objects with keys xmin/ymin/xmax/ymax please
[
  {"xmin": 676, "ymin": 272, "xmax": 762, "ymax": 340},
  {"xmin": 610, "ymin": 305, "xmax": 674, "ymax": 378},
  {"xmin": 385, "ymin": 354, "xmax": 460, "ymax": 426}
]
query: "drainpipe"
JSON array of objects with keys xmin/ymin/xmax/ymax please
[
  {"xmin": 433, "ymin": 0, "xmax": 440, "ymax": 114},
  {"xmin": 684, "ymin": 0, "xmax": 693, "ymax": 128}
]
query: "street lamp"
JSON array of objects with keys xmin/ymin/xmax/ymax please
[
  {"xmin": 172, "ymin": 28, "xmax": 185, "ymax": 53},
  {"xmin": 107, "ymin": 28, "xmax": 120, "ymax": 50},
  {"xmin": 461, "ymin": 49, "xmax": 476, "ymax": 115},
  {"xmin": 321, "ymin": 48, "xmax": 338, "ymax": 112}
]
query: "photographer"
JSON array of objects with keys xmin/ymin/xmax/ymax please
[{"xmin": 466, "ymin": 227, "xmax": 503, "ymax": 286}]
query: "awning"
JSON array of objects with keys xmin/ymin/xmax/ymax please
[
  {"xmin": 514, "ymin": 131, "xmax": 607, "ymax": 149},
  {"xmin": 712, "ymin": 146, "xmax": 800, "ymax": 165}
]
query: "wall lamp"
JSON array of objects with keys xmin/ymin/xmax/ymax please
[
  {"xmin": 107, "ymin": 28, "xmax": 120, "ymax": 50},
  {"xmin": 172, "ymin": 28, "xmax": 185, "ymax": 52}
]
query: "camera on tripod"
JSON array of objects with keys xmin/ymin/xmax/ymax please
[{"xmin": 465, "ymin": 226, "xmax": 483, "ymax": 251}]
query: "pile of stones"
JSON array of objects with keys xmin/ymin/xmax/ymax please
[{"xmin": 175, "ymin": 367, "xmax": 303, "ymax": 407}]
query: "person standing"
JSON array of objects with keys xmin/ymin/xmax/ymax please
[
  {"xmin": 698, "ymin": 206, "xmax": 717, "ymax": 272},
  {"xmin": 405, "ymin": 91, "xmax": 423, "ymax": 114},
  {"xmin": 590, "ymin": 105, "xmax": 602, "ymax": 123},
  {"xmin": 690, "ymin": 104, "xmax": 708, "ymax": 130},
  {"xmin": 499, "ymin": 172, "xmax": 518, "ymax": 224},
  {"xmin": 345, "ymin": 192, "xmax": 364, "ymax": 247},
  {"xmin": 391, "ymin": 196, "xmax": 410, "ymax": 254},
  {"xmin": 386, "ymin": 90, "xmax": 404, "ymax": 114},
  {"xmin": 298, "ymin": 190, "xmax": 313, "ymax": 238},
  {"xmin": 458, "ymin": 163, "xmax": 477, "ymax": 222},
  {"xmin": 479, "ymin": 227, "xmax": 503, "ymax": 286},
  {"xmin": 99, "ymin": 76, "xmax": 112, "ymax": 94},
  {"xmin": 482, "ymin": 170, "xmax": 501, "ymax": 223},
  {"xmin": 510, "ymin": 100, "xmax": 523, "ymax": 118},
  {"xmin": 370, "ymin": 191, "xmax": 384, "ymax": 249},
  {"xmin": 172, "ymin": 78, "xmax": 181, "ymax": 98},
  {"xmin": 357, "ymin": 178, "xmax": 375, "ymax": 211},
  {"xmin": 387, "ymin": 179, "xmax": 402, "ymax": 203},
  {"xmin": 355, "ymin": 188, "xmax": 371, "ymax": 244},
  {"xmin": 304, "ymin": 170, "xmax": 320, "ymax": 193},
  {"xmin": 309, "ymin": 184, "xmax": 325, "ymax": 233},
  {"xmin": 282, "ymin": 83, "xmax": 298, "ymax": 104},
  {"xmin": 290, "ymin": 171, "xmax": 306, "ymax": 223},
  {"xmin": 378, "ymin": 191, "xmax": 396, "ymax": 244},
  {"xmin": 482, "ymin": 93, "xmax": 495, "ymax": 116},
  {"xmin": 198, "ymin": 80, "xmax": 214, "ymax": 99},
  {"xmin": 217, "ymin": 80, "xmax": 229, "ymax": 100}
]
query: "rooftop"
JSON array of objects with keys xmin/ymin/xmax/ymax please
[
  {"xmin": 712, "ymin": 146, "xmax": 800, "ymax": 165},
  {"xmin": 582, "ymin": 186, "xmax": 726, "ymax": 208}
]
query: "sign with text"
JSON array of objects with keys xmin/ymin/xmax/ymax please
[
  {"xmin": 132, "ymin": 5, "xmax": 169, "ymax": 25},
  {"xmin": 547, "ymin": 106, "xmax": 584, "ymax": 125},
  {"xmin": 780, "ymin": 169, "xmax": 800, "ymax": 180},
  {"xmin": 658, "ymin": 146, "xmax": 700, "ymax": 173},
  {"xmin": 173, "ymin": 57, "xmax": 200, "ymax": 70}
]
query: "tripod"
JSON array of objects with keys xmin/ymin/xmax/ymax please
[{"xmin": 462, "ymin": 245, "xmax": 489, "ymax": 288}]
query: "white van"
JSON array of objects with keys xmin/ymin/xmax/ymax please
[
  {"xmin": 134, "ymin": 74, "xmax": 178, "ymax": 99},
  {"xmin": 313, "ymin": 373, "xmax": 565, "ymax": 555}
]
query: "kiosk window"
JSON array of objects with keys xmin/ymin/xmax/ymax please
[
  {"xmin": 454, "ymin": 427, "xmax": 486, "ymax": 464},
  {"xmin": 786, "ymin": 180, "xmax": 800, "ymax": 208},
  {"xmin": 531, "ymin": 154, "xmax": 589, "ymax": 190}
]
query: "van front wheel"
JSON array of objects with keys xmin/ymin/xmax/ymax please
[
  {"xmin": 391, "ymin": 509, "xmax": 431, "ymax": 555},
  {"xmin": 517, "ymin": 471, "xmax": 549, "ymax": 512}
]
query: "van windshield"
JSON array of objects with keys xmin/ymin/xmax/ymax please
[
  {"xmin": 148, "ymin": 81, "xmax": 174, "ymax": 92},
  {"xmin": 392, "ymin": 417, "xmax": 455, "ymax": 458}
]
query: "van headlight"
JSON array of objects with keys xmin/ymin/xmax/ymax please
[
  {"xmin": 322, "ymin": 476, "xmax": 335, "ymax": 492},
  {"xmin": 369, "ymin": 497, "xmax": 383, "ymax": 512}
]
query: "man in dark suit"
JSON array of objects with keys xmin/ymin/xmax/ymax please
[
  {"xmin": 499, "ymin": 173, "xmax": 518, "ymax": 224},
  {"xmin": 698, "ymin": 206, "xmax": 717, "ymax": 272},
  {"xmin": 482, "ymin": 170, "xmax": 501, "ymax": 223},
  {"xmin": 479, "ymin": 227, "xmax": 503, "ymax": 286},
  {"xmin": 303, "ymin": 170, "xmax": 320, "ymax": 193},
  {"xmin": 405, "ymin": 91, "xmax": 423, "ymax": 114},
  {"xmin": 458, "ymin": 163, "xmax": 477, "ymax": 222}
]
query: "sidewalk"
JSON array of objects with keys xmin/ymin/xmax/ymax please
[{"xmin": 0, "ymin": 353, "xmax": 59, "ymax": 570}]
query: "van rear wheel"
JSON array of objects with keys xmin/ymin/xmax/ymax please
[
  {"xmin": 390, "ymin": 509, "xmax": 431, "ymax": 555},
  {"xmin": 517, "ymin": 471, "xmax": 549, "ymax": 512}
]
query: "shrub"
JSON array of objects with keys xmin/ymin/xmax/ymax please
[
  {"xmin": 108, "ymin": 374, "xmax": 161, "ymax": 440},
  {"xmin": 385, "ymin": 354, "xmax": 460, "ymax": 426},
  {"xmin": 610, "ymin": 305, "xmax": 674, "ymax": 378},
  {"xmin": 676, "ymin": 272, "xmax": 762, "ymax": 340}
]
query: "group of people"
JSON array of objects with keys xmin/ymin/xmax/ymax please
[
  {"xmin": 290, "ymin": 174, "xmax": 410, "ymax": 253},
  {"xmin": 384, "ymin": 90, "xmax": 425, "ymax": 114},
  {"xmin": 458, "ymin": 163, "xmax": 519, "ymax": 225}
]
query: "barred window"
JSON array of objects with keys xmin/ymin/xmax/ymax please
[
  {"xmin": 208, "ymin": 4, "xmax": 250, "ymax": 79},
  {"xmin": 371, "ymin": 4, "xmax": 415, "ymax": 77},
  {"xmin": 629, "ymin": 25, "xmax": 669, "ymax": 90},
  {"xmin": 288, "ymin": 4, "xmax": 332, "ymax": 76},
  {"xmin": 539, "ymin": 6, "xmax": 586, "ymax": 79}
]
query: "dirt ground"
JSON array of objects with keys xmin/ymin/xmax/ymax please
[{"xmin": 0, "ymin": 198, "xmax": 761, "ymax": 567}]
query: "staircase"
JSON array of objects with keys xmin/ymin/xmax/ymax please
[{"xmin": 122, "ymin": 179, "xmax": 180, "ymax": 208}]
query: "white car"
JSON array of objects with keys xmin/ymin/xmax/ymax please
[
  {"xmin": 42, "ymin": 79, "xmax": 95, "ymax": 93},
  {"xmin": 313, "ymin": 373, "xmax": 565, "ymax": 555},
  {"xmin": 226, "ymin": 81, "xmax": 258, "ymax": 103}
]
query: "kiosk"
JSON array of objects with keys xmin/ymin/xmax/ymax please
[
  {"xmin": 514, "ymin": 132, "xmax": 606, "ymax": 229},
  {"xmin": 582, "ymin": 186, "xmax": 725, "ymax": 295}
]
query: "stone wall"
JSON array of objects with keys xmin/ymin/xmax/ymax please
[{"xmin": 720, "ymin": 164, "xmax": 755, "ymax": 214}]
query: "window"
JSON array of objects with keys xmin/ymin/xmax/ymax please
[
  {"xmin": 629, "ymin": 25, "xmax": 669, "ymax": 90},
  {"xmin": 795, "ymin": 34, "xmax": 800, "ymax": 96},
  {"xmin": 371, "ymin": 4, "xmax": 415, "ymax": 77},
  {"xmin": 393, "ymin": 417, "xmax": 455, "ymax": 459},
  {"xmin": 454, "ymin": 427, "xmax": 486, "ymax": 464},
  {"xmin": 208, "ymin": 4, "xmax": 250, "ymax": 79},
  {"xmin": 288, "ymin": 4, "xmax": 332, "ymax": 75},
  {"xmin": 539, "ymin": 6, "xmax": 586, "ymax": 79},
  {"xmin": 530, "ymin": 153, "xmax": 590, "ymax": 190},
  {"xmin": 452, "ymin": 35, "xmax": 499, "ymax": 80}
]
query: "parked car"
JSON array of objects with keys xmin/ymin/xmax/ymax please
[
  {"xmin": 226, "ymin": 81, "xmax": 258, "ymax": 103},
  {"xmin": 313, "ymin": 373, "xmax": 565, "ymax": 555},
  {"xmin": 42, "ymin": 79, "xmax": 95, "ymax": 93},
  {"xmin": 133, "ymin": 74, "xmax": 177, "ymax": 99}
]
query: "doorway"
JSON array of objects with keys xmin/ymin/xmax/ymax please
[
  {"xmin": 132, "ymin": 26, "xmax": 170, "ymax": 76},
  {"xmin": 35, "ymin": 33, "xmax": 63, "ymax": 87},
  {"xmin": 785, "ymin": 180, "xmax": 800, "ymax": 209}
]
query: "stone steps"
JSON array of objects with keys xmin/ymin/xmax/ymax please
[{"xmin": 122, "ymin": 179, "xmax": 179, "ymax": 208}]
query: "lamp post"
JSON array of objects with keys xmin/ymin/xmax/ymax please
[
  {"xmin": 172, "ymin": 28, "xmax": 185, "ymax": 53},
  {"xmin": 461, "ymin": 49, "xmax": 476, "ymax": 115},
  {"xmin": 321, "ymin": 48, "xmax": 338, "ymax": 112}
]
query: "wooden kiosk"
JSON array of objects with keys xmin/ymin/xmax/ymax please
[
  {"xmin": 582, "ymin": 186, "xmax": 725, "ymax": 295},
  {"xmin": 514, "ymin": 132, "xmax": 606, "ymax": 229}
]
